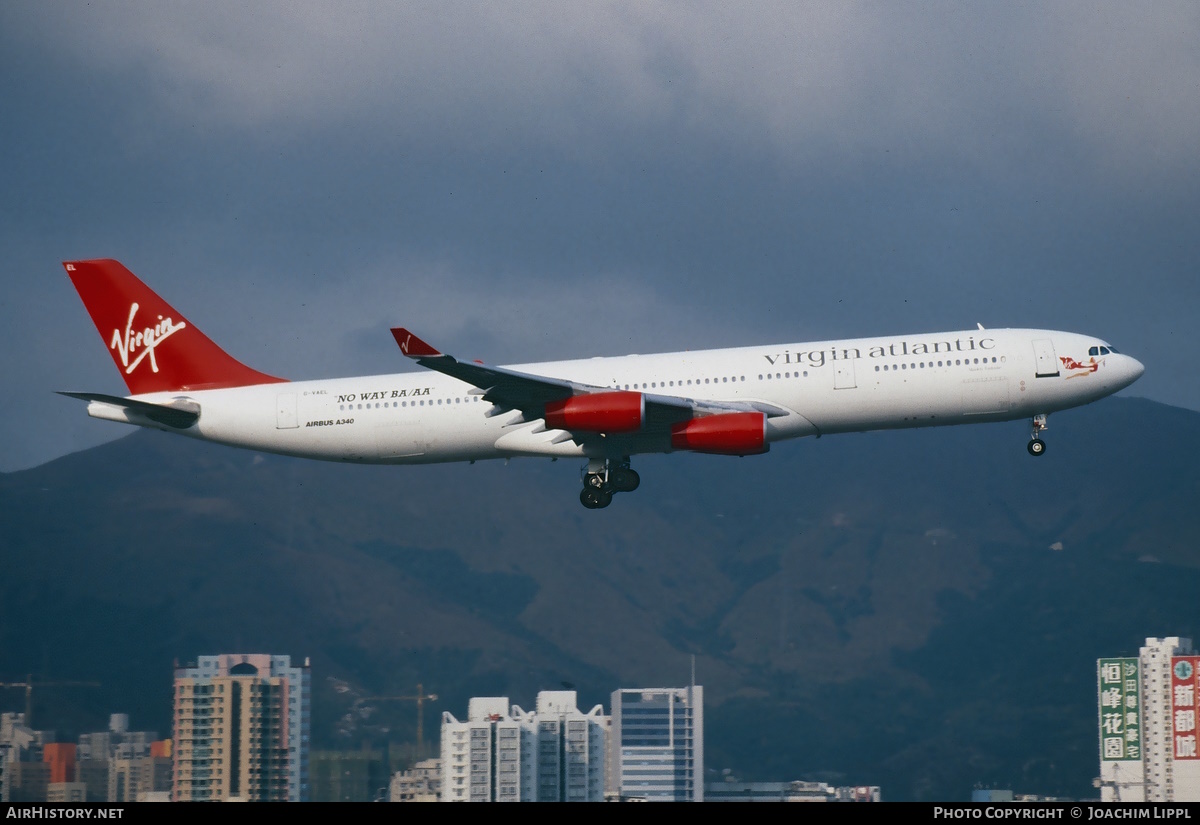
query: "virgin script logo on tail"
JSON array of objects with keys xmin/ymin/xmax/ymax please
[{"xmin": 110, "ymin": 302, "xmax": 187, "ymax": 375}]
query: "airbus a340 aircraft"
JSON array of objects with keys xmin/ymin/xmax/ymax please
[{"xmin": 61, "ymin": 259, "xmax": 1144, "ymax": 508}]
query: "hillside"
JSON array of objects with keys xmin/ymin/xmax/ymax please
[{"xmin": 1, "ymin": 396, "xmax": 1197, "ymax": 800}]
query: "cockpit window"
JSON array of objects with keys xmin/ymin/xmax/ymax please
[
  {"xmin": 1107, "ymin": 346, "xmax": 1119, "ymax": 353},
  {"xmin": 1089, "ymin": 346, "xmax": 1100, "ymax": 356}
]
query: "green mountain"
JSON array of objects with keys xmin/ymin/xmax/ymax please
[{"xmin": 1, "ymin": 396, "xmax": 1196, "ymax": 800}]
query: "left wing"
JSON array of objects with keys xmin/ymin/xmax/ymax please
[{"xmin": 389, "ymin": 328, "xmax": 789, "ymax": 431}]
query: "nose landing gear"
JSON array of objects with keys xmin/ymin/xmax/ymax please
[
  {"xmin": 1027, "ymin": 413, "xmax": 1048, "ymax": 457},
  {"xmin": 579, "ymin": 457, "xmax": 640, "ymax": 509}
]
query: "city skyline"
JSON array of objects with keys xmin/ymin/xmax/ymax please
[{"xmin": 10, "ymin": 635, "xmax": 1200, "ymax": 801}]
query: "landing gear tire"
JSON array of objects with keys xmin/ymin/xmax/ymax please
[
  {"xmin": 580, "ymin": 486, "xmax": 613, "ymax": 509},
  {"xmin": 578, "ymin": 456, "xmax": 638, "ymax": 508},
  {"xmin": 1027, "ymin": 438, "xmax": 1046, "ymax": 457},
  {"xmin": 610, "ymin": 468, "xmax": 640, "ymax": 493}
]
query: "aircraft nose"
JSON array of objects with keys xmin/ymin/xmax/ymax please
[{"xmin": 1121, "ymin": 354, "xmax": 1145, "ymax": 387}]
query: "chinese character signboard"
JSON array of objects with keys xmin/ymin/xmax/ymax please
[
  {"xmin": 1098, "ymin": 658, "xmax": 1141, "ymax": 761},
  {"xmin": 1171, "ymin": 656, "xmax": 1199, "ymax": 761}
]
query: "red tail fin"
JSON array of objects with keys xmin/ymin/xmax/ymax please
[{"xmin": 64, "ymin": 259, "xmax": 285, "ymax": 394}]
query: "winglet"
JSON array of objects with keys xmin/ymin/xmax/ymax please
[{"xmin": 391, "ymin": 328, "xmax": 442, "ymax": 358}]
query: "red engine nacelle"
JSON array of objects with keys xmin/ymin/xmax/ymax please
[
  {"xmin": 544, "ymin": 391, "xmax": 645, "ymax": 433},
  {"xmin": 670, "ymin": 412, "xmax": 767, "ymax": 455}
]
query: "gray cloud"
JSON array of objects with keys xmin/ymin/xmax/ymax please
[
  {"xmin": 1, "ymin": 2, "xmax": 1197, "ymax": 471},
  {"xmin": 12, "ymin": 3, "xmax": 1198, "ymax": 178}
]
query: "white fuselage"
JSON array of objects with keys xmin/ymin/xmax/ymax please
[{"xmin": 88, "ymin": 328, "xmax": 1144, "ymax": 464}]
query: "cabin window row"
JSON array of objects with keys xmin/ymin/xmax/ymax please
[
  {"xmin": 757, "ymin": 371, "xmax": 810, "ymax": 380},
  {"xmin": 338, "ymin": 397, "xmax": 483, "ymax": 411},
  {"xmin": 873, "ymin": 356, "xmax": 1001, "ymax": 372},
  {"xmin": 622, "ymin": 377, "xmax": 746, "ymax": 390}
]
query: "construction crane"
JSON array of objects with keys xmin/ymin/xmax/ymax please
[
  {"xmin": 0, "ymin": 674, "xmax": 101, "ymax": 729},
  {"xmin": 360, "ymin": 684, "xmax": 438, "ymax": 756}
]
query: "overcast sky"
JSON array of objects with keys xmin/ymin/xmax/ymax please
[{"xmin": 2, "ymin": 2, "xmax": 1197, "ymax": 472}]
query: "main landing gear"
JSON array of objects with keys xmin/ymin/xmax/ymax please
[
  {"xmin": 579, "ymin": 457, "xmax": 640, "ymax": 509},
  {"xmin": 1027, "ymin": 413, "xmax": 1048, "ymax": 457}
]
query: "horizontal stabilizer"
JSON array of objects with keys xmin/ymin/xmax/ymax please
[{"xmin": 58, "ymin": 391, "xmax": 200, "ymax": 429}]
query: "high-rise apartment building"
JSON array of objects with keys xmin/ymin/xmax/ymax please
[
  {"xmin": 609, "ymin": 685, "xmax": 703, "ymax": 802},
  {"xmin": 172, "ymin": 653, "xmax": 310, "ymax": 802},
  {"xmin": 1, "ymin": 712, "xmax": 168, "ymax": 803},
  {"xmin": 0, "ymin": 712, "xmax": 53, "ymax": 802},
  {"xmin": 78, "ymin": 714, "xmax": 155, "ymax": 762},
  {"xmin": 1098, "ymin": 636, "xmax": 1200, "ymax": 802},
  {"xmin": 108, "ymin": 754, "xmax": 171, "ymax": 802},
  {"xmin": 441, "ymin": 696, "xmax": 537, "ymax": 802},
  {"xmin": 310, "ymin": 749, "xmax": 389, "ymax": 801},
  {"xmin": 74, "ymin": 714, "xmax": 166, "ymax": 802},
  {"xmin": 43, "ymin": 743, "xmax": 75, "ymax": 785},
  {"xmin": 532, "ymin": 691, "xmax": 607, "ymax": 802},
  {"xmin": 440, "ymin": 691, "xmax": 607, "ymax": 802},
  {"xmin": 389, "ymin": 757, "xmax": 442, "ymax": 802}
]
